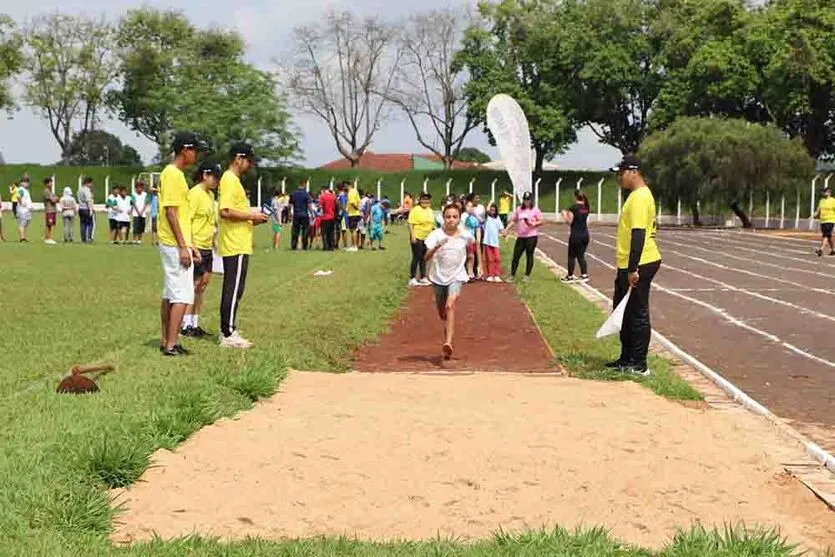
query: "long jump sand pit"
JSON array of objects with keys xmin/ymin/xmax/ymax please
[{"xmin": 111, "ymin": 371, "xmax": 835, "ymax": 551}]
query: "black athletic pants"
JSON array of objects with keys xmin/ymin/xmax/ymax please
[
  {"xmin": 321, "ymin": 219, "xmax": 335, "ymax": 251},
  {"xmin": 567, "ymin": 234, "xmax": 589, "ymax": 276},
  {"xmin": 291, "ymin": 215, "xmax": 310, "ymax": 250},
  {"xmin": 612, "ymin": 260, "xmax": 661, "ymax": 368},
  {"xmin": 510, "ymin": 236, "xmax": 538, "ymax": 277},
  {"xmin": 220, "ymin": 254, "xmax": 249, "ymax": 338},
  {"xmin": 410, "ymin": 239, "xmax": 427, "ymax": 279}
]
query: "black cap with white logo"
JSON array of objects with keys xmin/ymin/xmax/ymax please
[{"xmin": 610, "ymin": 154, "xmax": 641, "ymax": 172}]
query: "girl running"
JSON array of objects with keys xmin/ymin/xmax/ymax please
[
  {"xmin": 482, "ymin": 203, "xmax": 503, "ymax": 282},
  {"xmin": 561, "ymin": 190, "xmax": 591, "ymax": 282},
  {"xmin": 425, "ymin": 203, "xmax": 474, "ymax": 360},
  {"xmin": 503, "ymin": 191, "xmax": 542, "ymax": 282}
]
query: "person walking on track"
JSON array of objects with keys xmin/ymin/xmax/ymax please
[
  {"xmin": 158, "ymin": 131, "xmax": 205, "ymax": 357},
  {"xmin": 813, "ymin": 186, "xmax": 835, "ymax": 257},
  {"xmin": 607, "ymin": 155, "xmax": 662, "ymax": 376},
  {"xmin": 561, "ymin": 190, "xmax": 591, "ymax": 283},
  {"xmin": 408, "ymin": 192, "xmax": 435, "ymax": 287},
  {"xmin": 218, "ymin": 143, "xmax": 269, "ymax": 349},
  {"xmin": 503, "ymin": 191, "xmax": 542, "ymax": 282}
]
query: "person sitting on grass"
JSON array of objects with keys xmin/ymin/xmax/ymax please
[
  {"xmin": 813, "ymin": 186, "xmax": 835, "ymax": 257},
  {"xmin": 425, "ymin": 203, "xmax": 474, "ymax": 361}
]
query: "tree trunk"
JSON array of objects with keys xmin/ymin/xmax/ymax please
[
  {"xmin": 728, "ymin": 200, "xmax": 752, "ymax": 228},
  {"xmin": 534, "ymin": 145, "xmax": 545, "ymax": 174},
  {"xmin": 691, "ymin": 204, "xmax": 701, "ymax": 227}
]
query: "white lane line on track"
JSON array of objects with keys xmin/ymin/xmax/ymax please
[
  {"xmin": 666, "ymin": 230, "xmax": 835, "ymax": 265},
  {"xmin": 587, "ymin": 236, "xmax": 835, "ymax": 325},
  {"xmin": 594, "ymin": 231, "xmax": 833, "ymax": 296},
  {"xmin": 536, "ymin": 246, "xmax": 835, "ymax": 471},
  {"xmin": 542, "ymin": 233, "xmax": 835, "ymax": 370}
]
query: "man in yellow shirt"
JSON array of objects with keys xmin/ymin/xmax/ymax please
[
  {"xmin": 813, "ymin": 186, "xmax": 835, "ymax": 257},
  {"xmin": 158, "ymin": 131, "xmax": 206, "ymax": 357},
  {"xmin": 181, "ymin": 161, "xmax": 222, "ymax": 339},
  {"xmin": 346, "ymin": 182, "xmax": 362, "ymax": 249},
  {"xmin": 609, "ymin": 155, "xmax": 662, "ymax": 376},
  {"xmin": 217, "ymin": 142, "xmax": 269, "ymax": 349},
  {"xmin": 407, "ymin": 192, "xmax": 435, "ymax": 286}
]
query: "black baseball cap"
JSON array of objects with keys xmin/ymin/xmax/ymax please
[
  {"xmin": 197, "ymin": 160, "xmax": 223, "ymax": 179},
  {"xmin": 229, "ymin": 142, "xmax": 255, "ymax": 161},
  {"xmin": 611, "ymin": 154, "xmax": 641, "ymax": 172},
  {"xmin": 171, "ymin": 131, "xmax": 207, "ymax": 153},
  {"xmin": 522, "ymin": 191, "xmax": 532, "ymax": 201}
]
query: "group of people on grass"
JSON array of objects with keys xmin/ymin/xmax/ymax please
[{"xmin": 2, "ymin": 176, "xmax": 161, "ymax": 245}]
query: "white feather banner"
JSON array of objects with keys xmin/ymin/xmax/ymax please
[{"xmin": 486, "ymin": 94, "xmax": 533, "ymax": 202}]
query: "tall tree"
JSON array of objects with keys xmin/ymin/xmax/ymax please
[
  {"xmin": 286, "ymin": 9, "xmax": 400, "ymax": 167},
  {"xmin": 0, "ymin": 15, "xmax": 22, "ymax": 111},
  {"xmin": 456, "ymin": 0, "xmax": 576, "ymax": 172},
  {"xmin": 23, "ymin": 13, "xmax": 117, "ymax": 161},
  {"xmin": 384, "ymin": 7, "xmax": 478, "ymax": 169},
  {"xmin": 65, "ymin": 129, "xmax": 142, "ymax": 166}
]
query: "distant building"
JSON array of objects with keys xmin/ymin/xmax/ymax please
[{"xmin": 319, "ymin": 151, "xmax": 481, "ymax": 172}]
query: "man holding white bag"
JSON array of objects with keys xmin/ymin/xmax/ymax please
[{"xmin": 605, "ymin": 155, "xmax": 662, "ymax": 376}]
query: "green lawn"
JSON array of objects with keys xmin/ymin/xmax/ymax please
[{"xmin": 0, "ymin": 214, "xmax": 808, "ymax": 556}]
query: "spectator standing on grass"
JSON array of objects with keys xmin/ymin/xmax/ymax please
[
  {"xmin": 105, "ymin": 187, "xmax": 119, "ymax": 243},
  {"xmin": 270, "ymin": 189, "xmax": 283, "ymax": 250},
  {"xmin": 337, "ymin": 183, "xmax": 349, "ymax": 249},
  {"xmin": 607, "ymin": 155, "xmax": 662, "ymax": 377},
  {"xmin": 43, "ymin": 177, "xmax": 58, "ymax": 245},
  {"xmin": 9, "ymin": 182, "xmax": 18, "ymax": 217},
  {"xmin": 158, "ymin": 131, "xmax": 205, "ymax": 357},
  {"xmin": 15, "ymin": 179, "xmax": 32, "ymax": 242},
  {"xmin": 131, "ymin": 181, "xmax": 149, "ymax": 245},
  {"xmin": 482, "ymin": 203, "xmax": 503, "ymax": 282},
  {"xmin": 115, "ymin": 187, "xmax": 132, "ymax": 244},
  {"xmin": 464, "ymin": 201, "xmax": 481, "ymax": 280},
  {"xmin": 498, "ymin": 191, "xmax": 512, "ymax": 226},
  {"xmin": 503, "ymin": 191, "xmax": 542, "ymax": 282},
  {"xmin": 346, "ymin": 181, "xmax": 362, "ymax": 250},
  {"xmin": 149, "ymin": 184, "xmax": 159, "ymax": 246},
  {"xmin": 425, "ymin": 203, "xmax": 474, "ymax": 361},
  {"xmin": 318, "ymin": 185, "xmax": 336, "ymax": 251},
  {"xmin": 218, "ymin": 142, "xmax": 269, "ymax": 349},
  {"xmin": 368, "ymin": 197, "xmax": 386, "ymax": 250},
  {"xmin": 408, "ymin": 192, "xmax": 435, "ymax": 287},
  {"xmin": 289, "ymin": 180, "xmax": 313, "ymax": 250},
  {"xmin": 812, "ymin": 186, "xmax": 835, "ymax": 257},
  {"xmin": 59, "ymin": 187, "xmax": 78, "ymax": 242},
  {"xmin": 561, "ymin": 190, "xmax": 591, "ymax": 283},
  {"xmin": 77, "ymin": 177, "xmax": 94, "ymax": 243},
  {"xmin": 182, "ymin": 161, "xmax": 222, "ymax": 339}
]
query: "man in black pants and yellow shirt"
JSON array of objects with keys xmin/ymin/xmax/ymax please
[
  {"xmin": 607, "ymin": 155, "xmax": 662, "ymax": 376},
  {"xmin": 218, "ymin": 143, "xmax": 269, "ymax": 349}
]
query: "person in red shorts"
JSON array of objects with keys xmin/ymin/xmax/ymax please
[{"xmin": 42, "ymin": 177, "xmax": 59, "ymax": 245}]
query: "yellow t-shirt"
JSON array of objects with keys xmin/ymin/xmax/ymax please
[
  {"xmin": 616, "ymin": 186, "xmax": 661, "ymax": 269},
  {"xmin": 408, "ymin": 205, "xmax": 435, "ymax": 241},
  {"xmin": 9, "ymin": 185, "xmax": 18, "ymax": 203},
  {"xmin": 347, "ymin": 187, "xmax": 361, "ymax": 217},
  {"xmin": 188, "ymin": 184, "xmax": 216, "ymax": 250},
  {"xmin": 157, "ymin": 164, "xmax": 192, "ymax": 248},
  {"xmin": 499, "ymin": 196, "xmax": 511, "ymax": 215},
  {"xmin": 218, "ymin": 170, "xmax": 253, "ymax": 256},
  {"xmin": 818, "ymin": 197, "xmax": 835, "ymax": 224}
]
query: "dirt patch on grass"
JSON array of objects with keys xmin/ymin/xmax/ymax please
[
  {"xmin": 112, "ymin": 371, "xmax": 835, "ymax": 552},
  {"xmin": 353, "ymin": 282, "xmax": 556, "ymax": 373}
]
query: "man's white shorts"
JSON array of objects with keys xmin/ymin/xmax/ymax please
[{"xmin": 160, "ymin": 245, "xmax": 194, "ymax": 304}]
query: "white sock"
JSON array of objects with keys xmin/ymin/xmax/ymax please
[
  {"xmin": 192, "ymin": 314, "xmax": 199, "ymax": 328},
  {"xmin": 182, "ymin": 314, "xmax": 194, "ymax": 328}
]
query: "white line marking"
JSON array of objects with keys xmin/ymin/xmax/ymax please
[
  {"xmin": 542, "ymin": 233, "xmax": 835, "ymax": 370},
  {"xmin": 534, "ymin": 246, "xmax": 835, "ymax": 471},
  {"xmin": 667, "ymin": 229, "xmax": 835, "ymax": 265}
]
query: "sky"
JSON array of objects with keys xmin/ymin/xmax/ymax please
[{"xmin": 0, "ymin": 0, "xmax": 620, "ymax": 170}]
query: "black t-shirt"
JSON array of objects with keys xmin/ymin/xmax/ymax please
[
  {"xmin": 569, "ymin": 203, "xmax": 589, "ymax": 235},
  {"xmin": 290, "ymin": 189, "xmax": 311, "ymax": 218}
]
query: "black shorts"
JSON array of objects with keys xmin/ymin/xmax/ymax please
[
  {"xmin": 118, "ymin": 221, "xmax": 130, "ymax": 230},
  {"xmin": 133, "ymin": 217, "xmax": 146, "ymax": 235},
  {"xmin": 823, "ymin": 223, "xmax": 834, "ymax": 238},
  {"xmin": 193, "ymin": 249, "xmax": 214, "ymax": 279},
  {"xmin": 348, "ymin": 216, "xmax": 361, "ymax": 230},
  {"xmin": 109, "ymin": 218, "xmax": 118, "ymax": 231}
]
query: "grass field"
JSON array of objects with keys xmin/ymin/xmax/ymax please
[{"xmin": 0, "ymin": 214, "xmax": 805, "ymax": 556}]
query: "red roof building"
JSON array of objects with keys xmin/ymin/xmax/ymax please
[{"xmin": 320, "ymin": 151, "xmax": 481, "ymax": 172}]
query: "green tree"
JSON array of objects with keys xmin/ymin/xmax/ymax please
[
  {"xmin": 64, "ymin": 130, "xmax": 142, "ymax": 167},
  {"xmin": 23, "ymin": 14, "xmax": 117, "ymax": 161},
  {"xmin": 0, "ymin": 15, "xmax": 22, "ymax": 111},
  {"xmin": 456, "ymin": 147, "xmax": 491, "ymax": 163},
  {"xmin": 639, "ymin": 117, "xmax": 814, "ymax": 226},
  {"xmin": 455, "ymin": 0, "xmax": 576, "ymax": 172},
  {"xmin": 110, "ymin": 8, "xmax": 300, "ymax": 163}
]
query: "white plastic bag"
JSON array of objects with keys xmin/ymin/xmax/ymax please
[
  {"xmin": 211, "ymin": 250, "xmax": 223, "ymax": 275},
  {"xmin": 596, "ymin": 289, "xmax": 631, "ymax": 339}
]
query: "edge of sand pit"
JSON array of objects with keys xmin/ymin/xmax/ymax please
[{"xmin": 534, "ymin": 248, "xmax": 835, "ymax": 510}]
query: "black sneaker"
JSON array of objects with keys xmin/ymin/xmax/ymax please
[
  {"xmin": 604, "ymin": 360, "xmax": 628, "ymax": 369},
  {"xmin": 829, "ymin": 251, "xmax": 835, "ymax": 256},
  {"xmin": 173, "ymin": 344, "xmax": 190, "ymax": 355},
  {"xmin": 816, "ymin": 248, "xmax": 823, "ymax": 257},
  {"xmin": 193, "ymin": 326, "xmax": 210, "ymax": 338},
  {"xmin": 180, "ymin": 326, "xmax": 197, "ymax": 337},
  {"xmin": 560, "ymin": 276, "xmax": 575, "ymax": 284},
  {"xmin": 162, "ymin": 347, "xmax": 180, "ymax": 357}
]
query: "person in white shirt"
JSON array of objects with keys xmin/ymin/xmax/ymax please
[
  {"xmin": 15, "ymin": 180, "xmax": 33, "ymax": 242},
  {"xmin": 131, "ymin": 182, "xmax": 149, "ymax": 244},
  {"xmin": 115, "ymin": 186, "xmax": 132, "ymax": 244},
  {"xmin": 424, "ymin": 202, "xmax": 474, "ymax": 362}
]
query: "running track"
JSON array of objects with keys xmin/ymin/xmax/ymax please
[{"xmin": 538, "ymin": 225, "xmax": 835, "ymax": 454}]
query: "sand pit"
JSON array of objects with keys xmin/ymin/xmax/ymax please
[{"xmin": 111, "ymin": 371, "xmax": 835, "ymax": 551}]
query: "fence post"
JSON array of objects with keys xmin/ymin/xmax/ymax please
[
  {"xmin": 765, "ymin": 190, "xmax": 770, "ymax": 228},
  {"xmin": 555, "ymin": 178, "xmax": 562, "ymax": 216},
  {"xmin": 534, "ymin": 177, "xmax": 542, "ymax": 208},
  {"xmin": 306, "ymin": 177, "xmax": 311, "ymax": 193},
  {"xmin": 400, "ymin": 179, "xmax": 405, "ymax": 204},
  {"xmin": 281, "ymin": 178, "xmax": 286, "ymax": 195},
  {"xmin": 422, "ymin": 178, "xmax": 428, "ymax": 194},
  {"xmin": 657, "ymin": 196, "xmax": 662, "ymax": 218},
  {"xmin": 77, "ymin": 175, "xmax": 82, "ymax": 191},
  {"xmin": 596, "ymin": 177, "xmax": 604, "ymax": 221},
  {"xmin": 490, "ymin": 179, "xmax": 496, "ymax": 204},
  {"xmin": 376, "ymin": 178, "xmax": 382, "ymax": 200},
  {"xmin": 445, "ymin": 178, "xmax": 451, "ymax": 197},
  {"xmin": 795, "ymin": 190, "xmax": 800, "ymax": 228},
  {"xmin": 748, "ymin": 190, "xmax": 753, "ymax": 221},
  {"xmin": 576, "ymin": 176, "xmax": 583, "ymax": 190},
  {"xmin": 131, "ymin": 175, "xmax": 136, "ymax": 195},
  {"xmin": 780, "ymin": 194, "xmax": 785, "ymax": 229},
  {"xmin": 677, "ymin": 198, "xmax": 681, "ymax": 225},
  {"xmin": 810, "ymin": 175, "xmax": 822, "ymax": 229},
  {"xmin": 105, "ymin": 175, "xmax": 110, "ymax": 195},
  {"xmin": 329, "ymin": 177, "xmax": 334, "ymax": 190},
  {"xmin": 468, "ymin": 178, "xmax": 474, "ymax": 195}
]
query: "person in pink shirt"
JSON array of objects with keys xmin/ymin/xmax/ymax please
[{"xmin": 503, "ymin": 191, "xmax": 543, "ymax": 282}]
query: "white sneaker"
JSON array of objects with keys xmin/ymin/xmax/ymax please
[
  {"xmin": 219, "ymin": 331, "xmax": 253, "ymax": 349},
  {"xmin": 493, "ymin": 276, "xmax": 503, "ymax": 283},
  {"xmin": 486, "ymin": 276, "xmax": 495, "ymax": 283},
  {"xmin": 230, "ymin": 331, "xmax": 254, "ymax": 347},
  {"xmin": 408, "ymin": 278, "xmax": 420, "ymax": 287},
  {"xmin": 418, "ymin": 278, "xmax": 431, "ymax": 286},
  {"xmin": 44, "ymin": 239, "xmax": 56, "ymax": 245}
]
